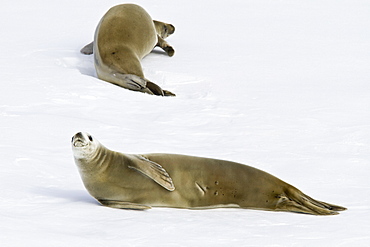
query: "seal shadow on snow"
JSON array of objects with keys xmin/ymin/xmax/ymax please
[
  {"xmin": 33, "ymin": 186, "xmax": 99, "ymax": 205},
  {"xmin": 75, "ymin": 52, "xmax": 96, "ymax": 77},
  {"xmin": 23, "ymin": 48, "xmax": 96, "ymax": 78},
  {"xmin": 76, "ymin": 50, "xmax": 211, "ymax": 99},
  {"xmin": 48, "ymin": 46, "xmax": 211, "ymax": 99}
]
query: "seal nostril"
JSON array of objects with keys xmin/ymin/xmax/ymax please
[
  {"xmin": 75, "ymin": 132, "xmax": 84, "ymax": 139},
  {"xmin": 88, "ymin": 135, "xmax": 93, "ymax": 142}
]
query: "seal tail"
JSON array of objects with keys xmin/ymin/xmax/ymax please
[{"xmin": 277, "ymin": 187, "xmax": 347, "ymax": 215}]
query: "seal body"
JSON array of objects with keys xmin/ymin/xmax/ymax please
[
  {"xmin": 81, "ymin": 4, "xmax": 176, "ymax": 96},
  {"xmin": 72, "ymin": 132, "xmax": 346, "ymax": 215}
]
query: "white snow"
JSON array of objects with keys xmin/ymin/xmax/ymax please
[{"xmin": 1, "ymin": 0, "xmax": 370, "ymax": 246}]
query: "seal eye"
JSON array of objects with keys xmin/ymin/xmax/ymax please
[{"xmin": 88, "ymin": 135, "xmax": 93, "ymax": 142}]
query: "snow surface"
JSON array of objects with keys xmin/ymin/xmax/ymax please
[{"xmin": 1, "ymin": 0, "xmax": 370, "ymax": 246}]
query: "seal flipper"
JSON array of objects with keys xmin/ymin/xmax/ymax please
[
  {"xmin": 146, "ymin": 81, "xmax": 165, "ymax": 96},
  {"xmin": 105, "ymin": 73, "xmax": 175, "ymax": 96},
  {"xmin": 80, "ymin": 42, "xmax": 94, "ymax": 55},
  {"xmin": 163, "ymin": 89, "xmax": 176, "ymax": 97},
  {"xmin": 145, "ymin": 81, "xmax": 176, "ymax": 96},
  {"xmin": 297, "ymin": 194, "xmax": 347, "ymax": 212},
  {"xmin": 276, "ymin": 188, "xmax": 347, "ymax": 215},
  {"xmin": 128, "ymin": 155, "xmax": 175, "ymax": 191},
  {"xmin": 156, "ymin": 36, "xmax": 175, "ymax": 57},
  {"xmin": 98, "ymin": 199, "xmax": 151, "ymax": 210},
  {"xmin": 106, "ymin": 73, "xmax": 155, "ymax": 95}
]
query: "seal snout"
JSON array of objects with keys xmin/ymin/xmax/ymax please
[{"xmin": 72, "ymin": 132, "xmax": 91, "ymax": 147}]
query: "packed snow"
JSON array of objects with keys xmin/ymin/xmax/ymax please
[{"xmin": 1, "ymin": 0, "xmax": 369, "ymax": 246}]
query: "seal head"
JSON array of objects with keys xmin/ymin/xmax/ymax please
[{"xmin": 71, "ymin": 132, "xmax": 98, "ymax": 160}]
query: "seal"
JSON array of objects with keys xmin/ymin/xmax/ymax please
[
  {"xmin": 71, "ymin": 132, "xmax": 347, "ymax": 215},
  {"xmin": 80, "ymin": 4, "xmax": 176, "ymax": 96}
]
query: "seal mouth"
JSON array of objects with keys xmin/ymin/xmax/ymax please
[
  {"xmin": 73, "ymin": 138, "xmax": 87, "ymax": 147},
  {"xmin": 72, "ymin": 132, "xmax": 89, "ymax": 147}
]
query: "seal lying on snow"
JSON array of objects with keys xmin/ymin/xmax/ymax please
[
  {"xmin": 71, "ymin": 132, "xmax": 346, "ymax": 215},
  {"xmin": 81, "ymin": 4, "xmax": 176, "ymax": 96}
]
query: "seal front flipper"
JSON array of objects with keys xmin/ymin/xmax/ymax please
[
  {"xmin": 80, "ymin": 42, "xmax": 94, "ymax": 55},
  {"xmin": 156, "ymin": 35, "xmax": 175, "ymax": 57},
  {"xmin": 98, "ymin": 199, "xmax": 151, "ymax": 210},
  {"xmin": 129, "ymin": 155, "xmax": 175, "ymax": 191}
]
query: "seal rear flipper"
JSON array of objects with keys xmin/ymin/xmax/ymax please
[
  {"xmin": 146, "ymin": 81, "xmax": 165, "ymax": 96},
  {"xmin": 98, "ymin": 199, "xmax": 151, "ymax": 210},
  {"xmin": 146, "ymin": 81, "xmax": 175, "ymax": 96},
  {"xmin": 277, "ymin": 189, "xmax": 347, "ymax": 215},
  {"xmin": 109, "ymin": 73, "xmax": 149, "ymax": 92},
  {"xmin": 275, "ymin": 195, "xmax": 337, "ymax": 215},
  {"xmin": 128, "ymin": 155, "xmax": 175, "ymax": 191},
  {"xmin": 163, "ymin": 89, "xmax": 176, "ymax": 97},
  {"xmin": 300, "ymin": 194, "xmax": 347, "ymax": 212},
  {"xmin": 106, "ymin": 73, "xmax": 173, "ymax": 96},
  {"xmin": 80, "ymin": 42, "xmax": 94, "ymax": 55}
]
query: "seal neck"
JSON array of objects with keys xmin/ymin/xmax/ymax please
[{"xmin": 76, "ymin": 144, "xmax": 110, "ymax": 174}]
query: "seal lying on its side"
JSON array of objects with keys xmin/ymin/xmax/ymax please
[
  {"xmin": 71, "ymin": 132, "xmax": 346, "ymax": 215},
  {"xmin": 81, "ymin": 4, "xmax": 176, "ymax": 96}
]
